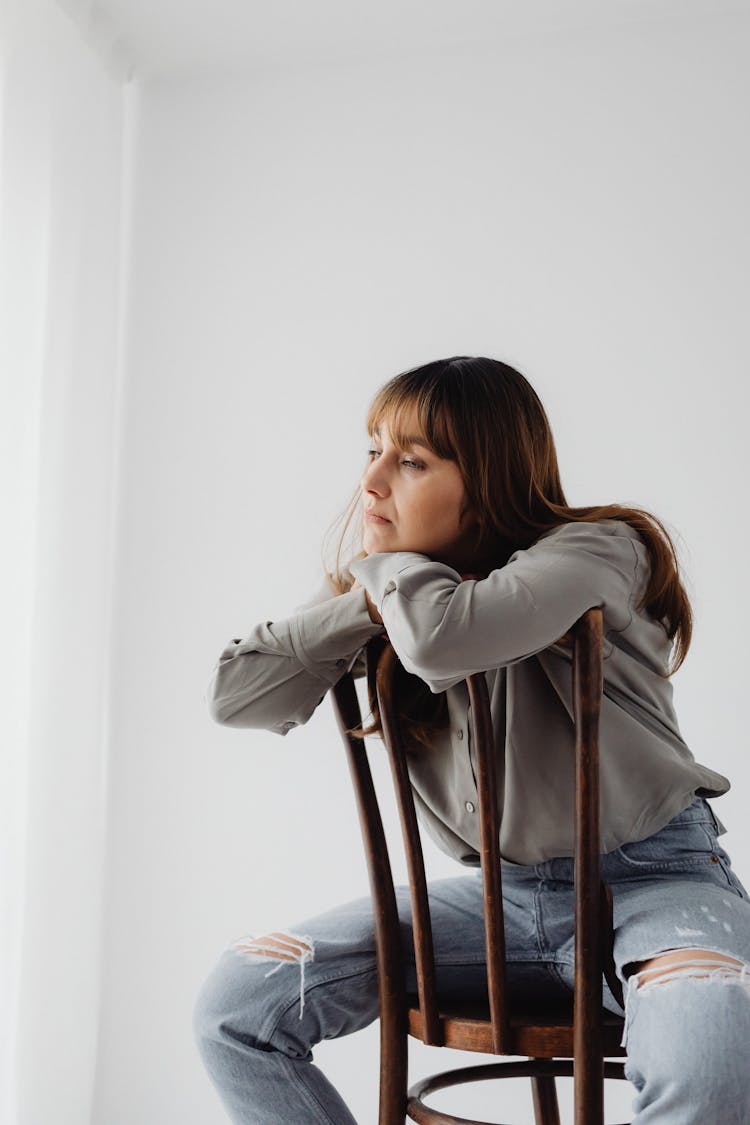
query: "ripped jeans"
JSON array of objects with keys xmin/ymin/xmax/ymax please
[{"xmin": 192, "ymin": 796, "xmax": 750, "ymax": 1123}]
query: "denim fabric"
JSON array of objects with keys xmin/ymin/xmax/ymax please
[{"xmin": 193, "ymin": 796, "xmax": 750, "ymax": 1124}]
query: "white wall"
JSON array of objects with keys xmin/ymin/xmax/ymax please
[
  {"xmin": 0, "ymin": 1, "xmax": 130, "ymax": 1122},
  {"xmin": 96, "ymin": 13, "xmax": 750, "ymax": 1123}
]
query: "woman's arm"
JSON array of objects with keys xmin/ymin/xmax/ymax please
[
  {"xmin": 348, "ymin": 522, "xmax": 640, "ymax": 693},
  {"xmin": 205, "ymin": 579, "xmax": 386, "ymax": 732},
  {"xmin": 350, "ymin": 577, "xmax": 384, "ymax": 625}
]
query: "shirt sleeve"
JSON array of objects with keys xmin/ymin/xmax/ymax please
[
  {"xmin": 348, "ymin": 523, "xmax": 639, "ymax": 693},
  {"xmin": 205, "ymin": 578, "xmax": 386, "ymax": 732}
]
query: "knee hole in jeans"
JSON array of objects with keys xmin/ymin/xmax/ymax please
[
  {"xmin": 230, "ymin": 929, "xmax": 316, "ymax": 1020},
  {"xmin": 627, "ymin": 947, "xmax": 750, "ymax": 995}
]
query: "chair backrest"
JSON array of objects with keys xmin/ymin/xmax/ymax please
[{"xmin": 330, "ymin": 607, "xmax": 606, "ymax": 1070}]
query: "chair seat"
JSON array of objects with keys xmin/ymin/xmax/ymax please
[{"xmin": 407, "ymin": 992, "xmax": 627, "ymax": 1058}]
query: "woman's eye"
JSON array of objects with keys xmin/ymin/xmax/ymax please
[{"xmin": 366, "ymin": 449, "xmax": 424, "ymax": 471}]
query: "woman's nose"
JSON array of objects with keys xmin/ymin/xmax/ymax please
[{"xmin": 361, "ymin": 459, "xmax": 389, "ymax": 495}]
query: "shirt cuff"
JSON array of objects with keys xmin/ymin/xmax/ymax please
[
  {"xmin": 349, "ymin": 551, "xmax": 461, "ymax": 614},
  {"xmin": 289, "ymin": 586, "xmax": 386, "ymax": 683}
]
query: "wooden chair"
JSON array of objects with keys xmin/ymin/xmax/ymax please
[{"xmin": 329, "ymin": 607, "xmax": 630, "ymax": 1125}]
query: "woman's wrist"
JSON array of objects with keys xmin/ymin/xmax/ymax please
[{"xmin": 350, "ymin": 578, "xmax": 383, "ymax": 625}]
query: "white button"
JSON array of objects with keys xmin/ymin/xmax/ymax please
[
  {"xmin": 457, "ymin": 730, "xmax": 464, "ymax": 740},
  {"xmin": 465, "ymin": 800, "xmax": 476, "ymax": 813}
]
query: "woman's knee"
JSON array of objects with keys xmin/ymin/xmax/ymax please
[
  {"xmin": 192, "ymin": 939, "xmax": 296, "ymax": 1053},
  {"xmin": 624, "ymin": 968, "xmax": 750, "ymax": 1118},
  {"xmin": 192, "ymin": 928, "xmax": 381, "ymax": 1059}
]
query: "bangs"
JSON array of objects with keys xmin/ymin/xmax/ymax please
[{"xmin": 365, "ymin": 386, "xmax": 457, "ymax": 461}]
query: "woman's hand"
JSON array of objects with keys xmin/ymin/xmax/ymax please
[
  {"xmin": 352, "ymin": 569, "xmax": 480, "ymax": 627},
  {"xmin": 350, "ymin": 578, "xmax": 384, "ymax": 625}
]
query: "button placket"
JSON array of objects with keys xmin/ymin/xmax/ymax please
[
  {"xmin": 461, "ymin": 702, "xmax": 479, "ymax": 826},
  {"xmin": 465, "ymin": 702, "xmax": 478, "ymax": 789}
]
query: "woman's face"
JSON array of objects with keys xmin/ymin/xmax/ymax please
[{"xmin": 359, "ymin": 406, "xmax": 480, "ymax": 571}]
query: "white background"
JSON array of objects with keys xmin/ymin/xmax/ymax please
[{"xmin": 3, "ymin": 2, "xmax": 748, "ymax": 1123}]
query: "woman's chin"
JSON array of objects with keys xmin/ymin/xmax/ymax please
[{"xmin": 363, "ymin": 528, "xmax": 397, "ymax": 551}]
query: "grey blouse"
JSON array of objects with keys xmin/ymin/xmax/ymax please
[{"xmin": 205, "ymin": 518, "xmax": 730, "ymax": 866}]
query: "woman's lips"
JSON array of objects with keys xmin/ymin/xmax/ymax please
[{"xmin": 365, "ymin": 511, "xmax": 391, "ymax": 524}]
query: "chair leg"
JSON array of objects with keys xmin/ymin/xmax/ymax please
[
  {"xmin": 379, "ymin": 1018, "xmax": 408, "ymax": 1124},
  {"xmin": 531, "ymin": 1072, "xmax": 561, "ymax": 1125}
]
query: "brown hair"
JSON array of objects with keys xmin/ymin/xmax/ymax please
[{"xmin": 321, "ymin": 355, "xmax": 692, "ymax": 748}]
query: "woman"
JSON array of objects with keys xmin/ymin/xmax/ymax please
[{"xmin": 193, "ymin": 356, "xmax": 750, "ymax": 1123}]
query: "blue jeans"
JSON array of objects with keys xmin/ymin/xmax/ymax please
[{"xmin": 193, "ymin": 796, "xmax": 750, "ymax": 1123}]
